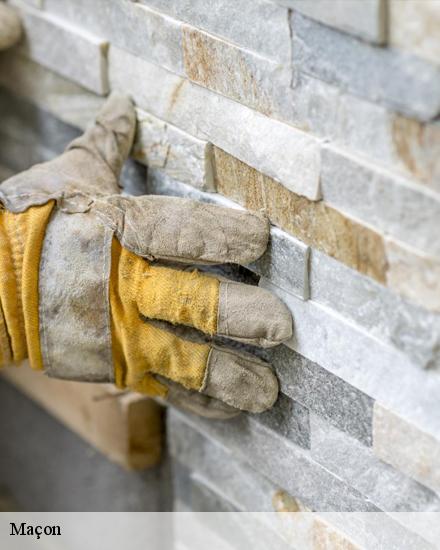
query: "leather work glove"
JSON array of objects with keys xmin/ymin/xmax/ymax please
[
  {"xmin": 0, "ymin": 93, "xmax": 292, "ymax": 418},
  {"xmin": 0, "ymin": 3, "xmax": 21, "ymax": 51}
]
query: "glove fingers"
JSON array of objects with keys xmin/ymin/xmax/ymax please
[
  {"xmin": 154, "ymin": 376, "xmax": 240, "ymax": 420},
  {"xmin": 101, "ymin": 195, "xmax": 270, "ymax": 265},
  {"xmin": 117, "ymin": 317, "xmax": 278, "ymax": 414},
  {"xmin": 0, "ymin": 4, "xmax": 22, "ymax": 51},
  {"xmin": 135, "ymin": 260, "xmax": 292, "ymax": 349}
]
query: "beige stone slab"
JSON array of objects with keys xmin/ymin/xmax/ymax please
[
  {"xmin": 1, "ymin": 365, "xmax": 163, "ymax": 470},
  {"xmin": 373, "ymin": 402, "xmax": 440, "ymax": 494},
  {"xmin": 213, "ymin": 146, "xmax": 387, "ymax": 284},
  {"xmin": 389, "ymin": 0, "xmax": 440, "ymax": 65},
  {"xmin": 182, "ymin": 25, "xmax": 292, "ymax": 119}
]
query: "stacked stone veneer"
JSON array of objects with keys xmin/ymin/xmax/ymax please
[{"xmin": 1, "ymin": 0, "xmax": 440, "ymax": 546}]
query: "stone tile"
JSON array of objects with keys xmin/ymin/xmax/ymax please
[
  {"xmin": 310, "ymin": 414, "xmax": 440, "ymax": 512},
  {"xmin": 0, "ymin": 52, "xmax": 105, "ymax": 130},
  {"xmin": 270, "ymin": 346, "xmax": 373, "ymax": 445},
  {"xmin": 291, "ymin": 11, "xmax": 440, "ymax": 121},
  {"xmin": 321, "ymin": 146, "xmax": 440, "ymax": 259},
  {"xmin": 168, "ymin": 410, "xmax": 379, "ymax": 512},
  {"xmin": 260, "ymin": 280, "xmax": 440, "ymax": 448},
  {"xmin": 108, "ymin": 46, "xmax": 322, "ymax": 201},
  {"xmin": 249, "ymin": 226, "xmax": 310, "ymax": 300},
  {"xmin": 389, "ymin": 0, "xmax": 440, "ymax": 65},
  {"xmin": 133, "ymin": 109, "xmax": 214, "ymax": 191},
  {"xmin": 17, "ymin": 8, "xmax": 109, "ymax": 94},
  {"xmin": 146, "ymin": 168, "xmax": 310, "ymax": 300},
  {"xmin": 43, "ymin": 0, "xmax": 184, "ymax": 74},
  {"xmin": 286, "ymin": 0, "xmax": 386, "ymax": 44},
  {"xmin": 213, "ymin": 146, "xmax": 387, "ymax": 283},
  {"xmin": 292, "ymin": 73, "xmax": 440, "ymax": 193},
  {"xmin": 390, "ymin": 115, "xmax": 440, "ymax": 192},
  {"xmin": 385, "ymin": 239, "xmax": 440, "ymax": 314},
  {"xmin": 137, "ymin": 0, "xmax": 291, "ymax": 63},
  {"xmin": 175, "ymin": 413, "xmax": 436, "ymax": 545},
  {"xmin": 254, "ymin": 393, "xmax": 310, "ymax": 449},
  {"xmin": 373, "ymin": 403, "xmax": 440, "ymax": 495},
  {"xmin": 182, "ymin": 25, "xmax": 293, "ymax": 119},
  {"xmin": 310, "ymin": 248, "xmax": 440, "ymax": 369}
]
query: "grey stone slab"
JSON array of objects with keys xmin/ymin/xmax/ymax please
[
  {"xmin": 249, "ymin": 227, "xmax": 310, "ymax": 300},
  {"xmin": 310, "ymin": 248, "xmax": 440, "ymax": 370},
  {"xmin": 373, "ymin": 403, "xmax": 440, "ymax": 495},
  {"xmin": 137, "ymin": 0, "xmax": 291, "ymax": 63},
  {"xmin": 43, "ymin": 0, "xmax": 184, "ymax": 75},
  {"xmin": 291, "ymin": 11, "xmax": 440, "ymax": 121},
  {"xmin": 310, "ymin": 414, "xmax": 440, "ymax": 512},
  {"xmin": 134, "ymin": 109, "xmax": 214, "ymax": 191},
  {"xmin": 253, "ymin": 393, "xmax": 310, "ymax": 449},
  {"xmin": 321, "ymin": 146, "xmax": 440, "ymax": 259},
  {"xmin": 168, "ymin": 410, "xmax": 379, "ymax": 512},
  {"xmin": 286, "ymin": 0, "xmax": 386, "ymax": 44},
  {"xmin": 17, "ymin": 8, "xmax": 109, "ymax": 94},
  {"xmin": 147, "ymin": 169, "xmax": 310, "ymax": 300},
  {"xmin": 108, "ymin": 46, "xmax": 322, "ymax": 201},
  {"xmin": 169, "ymin": 415, "xmax": 434, "ymax": 548},
  {"xmin": 270, "ymin": 345, "xmax": 373, "ymax": 446},
  {"xmin": 260, "ymin": 279, "xmax": 440, "ymax": 446}
]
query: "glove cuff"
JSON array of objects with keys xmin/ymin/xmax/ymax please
[{"xmin": 39, "ymin": 209, "xmax": 114, "ymax": 382}]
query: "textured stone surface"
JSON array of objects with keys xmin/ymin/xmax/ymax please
[
  {"xmin": 292, "ymin": 73, "xmax": 440, "ymax": 193},
  {"xmin": 169, "ymin": 410, "xmax": 379, "ymax": 512},
  {"xmin": 255, "ymin": 393, "xmax": 310, "ymax": 449},
  {"xmin": 182, "ymin": 26, "xmax": 292, "ymax": 119},
  {"xmin": 389, "ymin": 0, "xmax": 440, "ymax": 65},
  {"xmin": 146, "ymin": 168, "xmax": 311, "ymax": 300},
  {"xmin": 270, "ymin": 346, "xmax": 373, "ymax": 445},
  {"xmin": 373, "ymin": 403, "xmax": 440, "ymax": 495},
  {"xmin": 108, "ymin": 46, "xmax": 322, "ymax": 201},
  {"xmin": 260, "ymin": 280, "xmax": 440, "ymax": 444},
  {"xmin": 249, "ymin": 227, "xmax": 310, "ymax": 300},
  {"xmin": 0, "ymin": 52, "xmax": 104, "ymax": 130},
  {"xmin": 310, "ymin": 248, "xmax": 440, "ymax": 369},
  {"xmin": 292, "ymin": 11, "xmax": 440, "ymax": 121},
  {"xmin": 385, "ymin": 239, "xmax": 440, "ymax": 314},
  {"xmin": 287, "ymin": 0, "xmax": 386, "ymax": 44},
  {"xmin": 213, "ymin": 146, "xmax": 387, "ymax": 283},
  {"xmin": 170, "ymin": 417, "xmax": 434, "ymax": 547},
  {"xmin": 321, "ymin": 146, "xmax": 440, "ymax": 259},
  {"xmin": 43, "ymin": 0, "xmax": 184, "ymax": 74},
  {"xmin": 137, "ymin": 0, "xmax": 291, "ymax": 63},
  {"xmin": 17, "ymin": 8, "xmax": 109, "ymax": 94},
  {"xmin": 133, "ymin": 109, "xmax": 214, "ymax": 191},
  {"xmin": 310, "ymin": 414, "xmax": 440, "ymax": 512}
]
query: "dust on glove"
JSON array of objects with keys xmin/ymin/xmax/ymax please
[{"xmin": 0, "ymin": 93, "xmax": 292, "ymax": 418}]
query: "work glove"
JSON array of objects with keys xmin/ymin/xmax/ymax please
[
  {"xmin": 0, "ymin": 93, "xmax": 292, "ymax": 418},
  {"xmin": 0, "ymin": 3, "xmax": 21, "ymax": 51}
]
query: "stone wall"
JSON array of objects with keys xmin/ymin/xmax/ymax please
[{"xmin": 0, "ymin": 0, "xmax": 440, "ymax": 546}]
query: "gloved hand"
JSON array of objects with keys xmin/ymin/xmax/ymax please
[
  {"xmin": 0, "ymin": 3, "xmax": 21, "ymax": 51},
  {"xmin": 0, "ymin": 93, "xmax": 292, "ymax": 418}
]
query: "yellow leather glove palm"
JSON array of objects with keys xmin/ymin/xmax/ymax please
[{"xmin": 0, "ymin": 93, "xmax": 292, "ymax": 418}]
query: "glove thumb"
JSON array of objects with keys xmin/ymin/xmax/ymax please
[{"xmin": 67, "ymin": 91, "xmax": 136, "ymax": 180}]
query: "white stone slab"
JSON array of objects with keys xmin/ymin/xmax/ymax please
[
  {"xmin": 109, "ymin": 47, "xmax": 322, "ymax": 200},
  {"xmin": 17, "ymin": 7, "xmax": 109, "ymax": 94},
  {"xmin": 134, "ymin": 109, "xmax": 214, "ymax": 191},
  {"xmin": 286, "ymin": 0, "xmax": 386, "ymax": 44}
]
